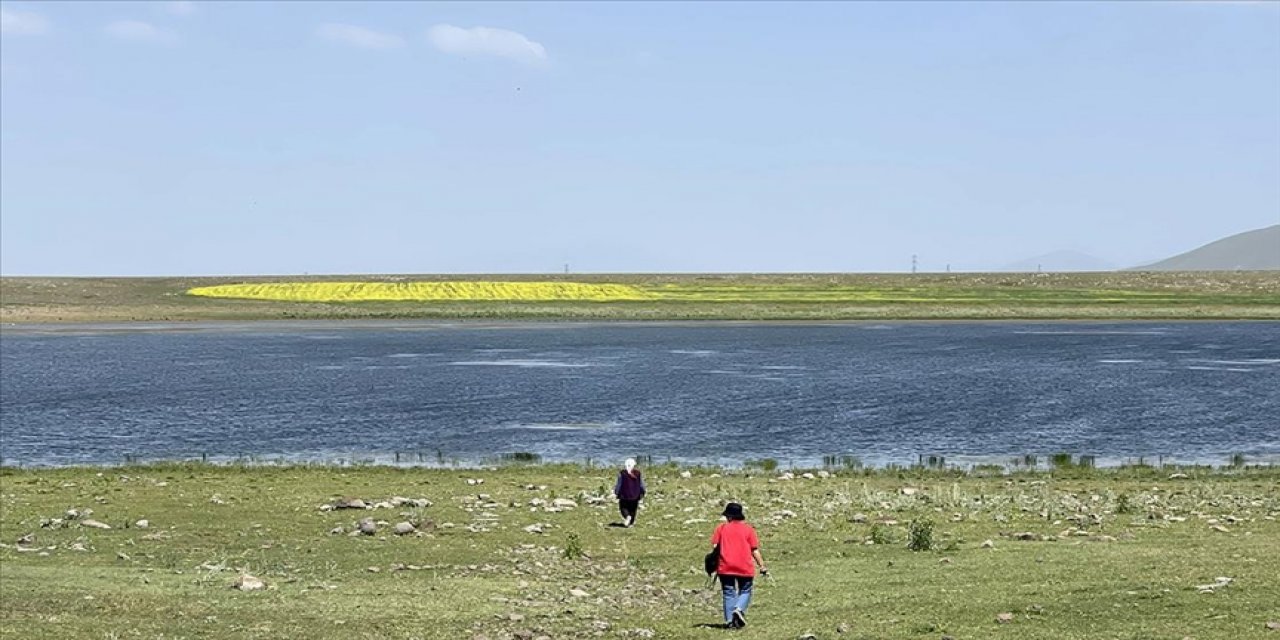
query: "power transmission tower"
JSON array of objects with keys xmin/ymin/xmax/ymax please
[{"xmin": 911, "ymin": 255, "xmax": 918, "ymax": 274}]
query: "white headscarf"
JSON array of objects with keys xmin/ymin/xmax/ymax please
[{"xmin": 624, "ymin": 458, "xmax": 636, "ymax": 473}]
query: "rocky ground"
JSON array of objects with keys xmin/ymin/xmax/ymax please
[{"xmin": 1, "ymin": 463, "xmax": 1278, "ymax": 639}]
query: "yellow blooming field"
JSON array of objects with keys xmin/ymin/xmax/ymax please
[{"xmin": 186, "ymin": 281, "xmax": 656, "ymax": 302}]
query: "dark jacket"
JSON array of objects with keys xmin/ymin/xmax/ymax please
[{"xmin": 614, "ymin": 470, "xmax": 646, "ymax": 501}]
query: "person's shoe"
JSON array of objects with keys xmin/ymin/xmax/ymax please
[
  {"xmin": 732, "ymin": 609, "xmax": 746, "ymax": 628},
  {"xmin": 625, "ymin": 516, "xmax": 634, "ymax": 527}
]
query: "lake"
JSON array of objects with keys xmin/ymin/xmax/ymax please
[{"xmin": 1, "ymin": 321, "xmax": 1277, "ymax": 467}]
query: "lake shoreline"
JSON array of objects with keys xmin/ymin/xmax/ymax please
[{"xmin": 5, "ymin": 316, "xmax": 1280, "ymax": 336}]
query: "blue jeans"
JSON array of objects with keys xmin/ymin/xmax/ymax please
[{"xmin": 719, "ymin": 575, "xmax": 754, "ymax": 623}]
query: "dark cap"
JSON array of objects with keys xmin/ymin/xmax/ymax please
[{"xmin": 721, "ymin": 502, "xmax": 745, "ymax": 520}]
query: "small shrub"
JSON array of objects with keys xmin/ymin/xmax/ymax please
[
  {"xmin": 1115, "ymin": 493, "xmax": 1133, "ymax": 514},
  {"xmin": 823, "ymin": 454, "xmax": 862, "ymax": 470},
  {"xmin": 563, "ymin": 533, "xmax": 583, "ymax": 560},
  {"xmin": 907, "ymin": 518, "xmax": 935, "ymax": 552},
  {"xmin": 502, "ymin": 451, "xmax": 542, "ymax": 464},
  {"xmin": 1229, "ymin": 453, "xmax": 1246, "ymax": 468},
  {"xmin": 869, "ymin": 523, "xmax": 894, "ymax": 545},
  {"xmin": 1050, "ymin": 453, "xmax": 1074, "ymax": 469},
  {"xmin": 746, "ymin": 458, "xmax": 779, "ymax": 472}
]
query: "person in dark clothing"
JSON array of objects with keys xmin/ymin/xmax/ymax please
[
  {"xmin": 613, "ymin": 458, "xmax": 646, "ymax": 527},
  {"xmin": 710, "ymin": 502, "xmax": 767, "ymax": 629}
]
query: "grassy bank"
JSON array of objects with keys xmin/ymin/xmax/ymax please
[
  {"xmin": 2, "ymin": 463, "xmax": 1277, "ymax": 639},
  {"xmin": 3, "ymin": 272, "xmax": 1279, "ymax": 323}
]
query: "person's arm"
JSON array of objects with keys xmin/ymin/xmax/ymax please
[
  {"xmin": 752, "ymin": 548, "xmax": 767, "ymax": 575},
  {"xmin": 613, "ymin": 472, "xmax": 622, "ymax": 497}
]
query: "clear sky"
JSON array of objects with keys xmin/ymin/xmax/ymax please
[{"xmin": 1, "ymin": 1, "xmax": 1277, "ymax": 275}]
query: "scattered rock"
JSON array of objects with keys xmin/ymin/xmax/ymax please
[
  {"xmin": 1196, "ymin": 576, "xmax": 1233, "ymax": 593},
  {"xmin": 900, "ymin": 487, "xmax": 919, "ymax": 496},
  {"xmin": 390, "ymin": 496, "xmax": 431, "ymax": 508},
  {"xmin": 850, "ymin": 513, "xmax": 868, "ymax": 523},
  {"xmin": 209, "ymin": 495, "xmax": 227, "ymax": 505},
  {"xmin": 134, "ymin": 519, "xmax": 149, "ymax": 529},
  {"xmin": 232, "ymin": 574, "xmax": 265, "ymax": 591},
  {"xmin": 466, "ymin": 478, "xmax": 484, "ymax": 486},
  {"xmin": 981, "ymin": 540, "xmax": 995, "ymax": 549},
  {"xmin": 817, "ymin": 470, "xmax": 831, "ymax": 479},
  {"xmin": 65, "ymin": 509, "xmax": 83, "ymax": 519},
  {"xmin": 393, "ymin": 522, "xmax": 416, "ymax": 536},
  {"xmin": 16, "ymin": 533, "xmax": 34, "ymax": 545},
  {"xmin": 679, "ymin": 471, "xmax": 692, "ymax": 479},
  {"xmin": 116, "ymin": 551, "xmax": 131, "ymax": 561},
  {"xmin": 69, "ymin": 542, "xmax": 88, "ymax": 552},
  {"xmin": 801, "ymin": 472, "xmax": 816, "ymax": 480},
  {"xmin": 627, "ymin": 630, "xmax": 656, "ymax": 639},
  {"xmin": 996, "ymin": 612, "xmax": 1014, "ymax": 624},
  {"xmin": 366, "ymin": 566, "xmax": 381, "ymax": 573},
  {"xmin": 1014, "ymin": 532, "xmax": 1039, "ymax": 541},
  {"xmin": 551, "ymin": 498, "xmax": 578, "ymax": 509},
  {"xmin": 836, "ymin": 622, "xmax": 850, "ymax": 633},
  {"xmin": 329, "ymin": 526, "xmax": 345, "ymax": 535},
  {"xmin": 334, "ymin": 497, "xmax": 367, "ymax": 510},
  {"xmin": 358, "ymin": 518, "xmax": 377, "ymax": 535},
  {"xmin": 1168, "ymin": 473, "xmax": 1189, "ymax": 479},
  {"xmin": 1265, "ymin": 621, "xmax": 1280, "ymax": 631},
  {"xmin": 1210, "ymin": 525, "xmax": 1231, "ymax": 534},
  {"xmin": 523, "ymin": 524, "xmax": 544, "ymax": 534},
  {"xmin": 569, "ymin": 588, "xmax": 591, "ymax": 598},
  {"xmin": 591, "ymin": 620, "xmax": 610, "ymax": 630},
  {"xmin": 798, "ymin": 635, "xmax": 817, "ymax": 640},
  {"xmin": 81, "ymin": 519, "xmax": 111, "ymax": 530}
]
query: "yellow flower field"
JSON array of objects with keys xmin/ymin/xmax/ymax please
[{"xmin": 186, "ymin": 281, "xmax": 656, "ymax": 303}]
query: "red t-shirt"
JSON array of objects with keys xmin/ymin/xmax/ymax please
[{"xmin": 711, "ymin": 520, "xmax": 759, "ymax": 577}]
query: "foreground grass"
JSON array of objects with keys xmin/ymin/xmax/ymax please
[
  {"xmin": 1, "ymin": 464, "xmax": 1277, "ymax": 639},
  {"xmin": 3, "ymin": 272, "xmax": 1279, "ymax": 323}
]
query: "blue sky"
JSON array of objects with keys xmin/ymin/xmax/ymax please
[{"xmin": 1, "ymin": 1, "xmax": 1277, "ymax": 275}]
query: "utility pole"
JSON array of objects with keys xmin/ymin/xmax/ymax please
[
  {"xmin": 911, "ymin": 255, "xmax": 918, "ymax": 274},
  {"xmin": 564, "ymin": 263, "xmax": 569, "ymax": 275}
]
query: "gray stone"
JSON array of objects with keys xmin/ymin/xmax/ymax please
[
  {"xmin": 232, "ymin": 574, "xmax": 265, "ymax": 591},
  {"xmin": 358, "ymin": 518, "xmax": 377, "ymax": 535},
  {"xmin": 335, "ymin": 497, "xmax": 367, "ymax": 510},
  {"xmin": 393, "ymin": 522, "xmax": 416, "ymax": 535},
  {"xmin": 81, "ymin": 519, "xmax": 111, "ymax": 530}
]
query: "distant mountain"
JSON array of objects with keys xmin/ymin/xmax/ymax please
[
  {"xmin": 1132, "ymin": 225, "xmax": 1280, "ymax": 271},
  {"xmin": 997, "ymin": 250, "xmax": 1116, "ymax": 273}
]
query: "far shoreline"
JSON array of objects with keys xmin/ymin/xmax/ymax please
[{"xmin": 5, "ymin": 316, "xmax": 1280, "ymax": 336}]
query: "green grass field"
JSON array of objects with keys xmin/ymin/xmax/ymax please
[
  {"xmin": 2, "ymin": 272, "xmax": 1279, "ymax": 323},
  {"xmin": 2, "ymin": 463, "xmax": 1277, "ymax": 639}
]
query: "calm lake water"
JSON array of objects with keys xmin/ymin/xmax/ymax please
[{"xmin": 1, "ymin": 321, "xmax": 1277, "ymax": 468}]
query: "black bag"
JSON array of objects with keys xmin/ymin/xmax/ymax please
[{"xmin": 703, "ymin": 544, "xmax": 720, "ymax": 576}]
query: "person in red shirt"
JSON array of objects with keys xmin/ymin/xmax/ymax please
[{"xmin": 709, "ymin": 502, "xmax": 768, "ymax": 629}]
